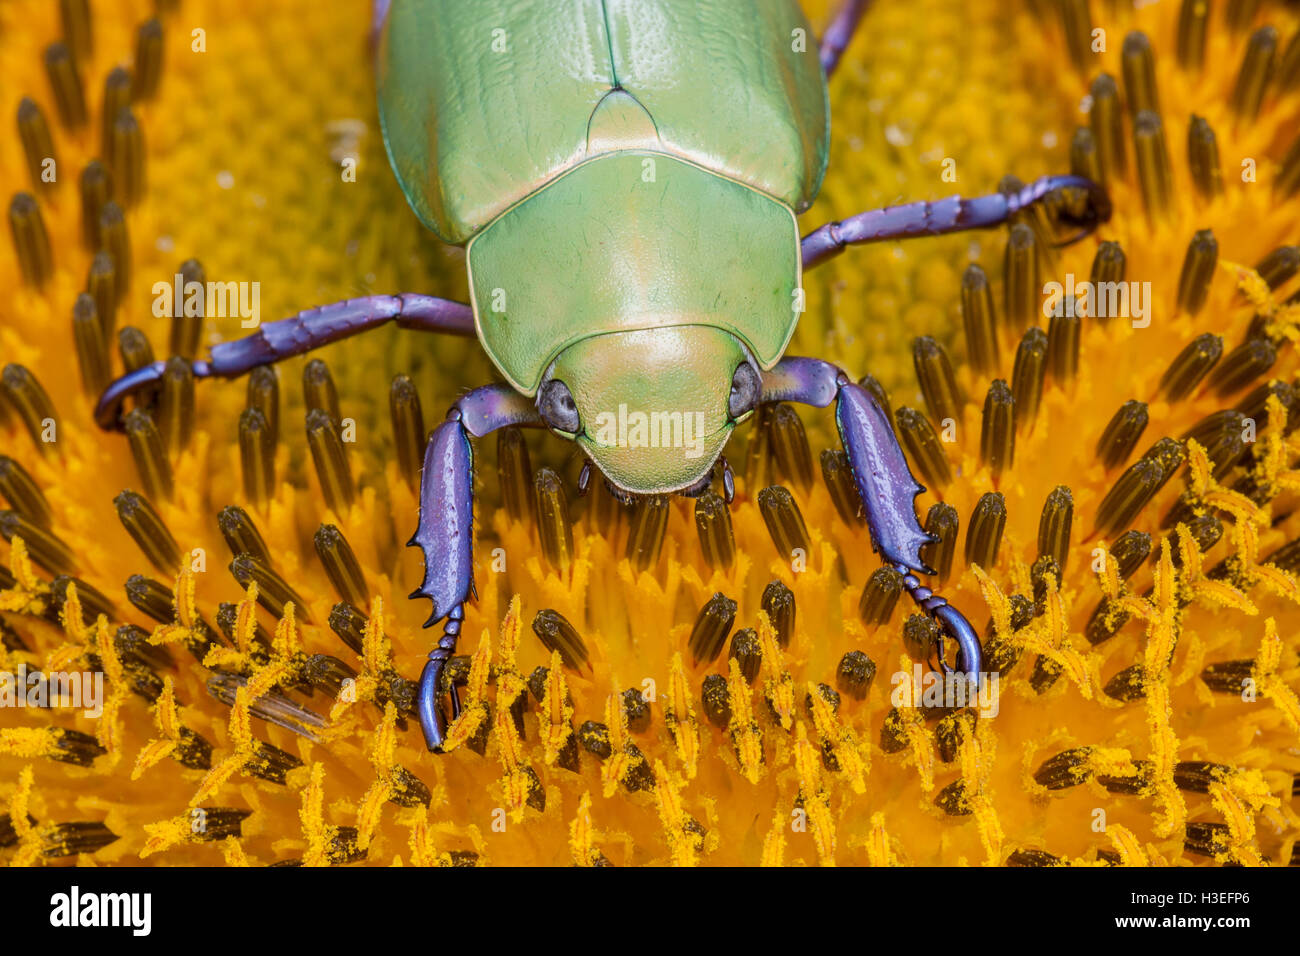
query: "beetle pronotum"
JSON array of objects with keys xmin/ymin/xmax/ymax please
[{"xmin": 97, "ymin": 0, "xmax": 1110, "ymax": 750}]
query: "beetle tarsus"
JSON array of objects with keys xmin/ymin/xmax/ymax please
[
  {"xmin": 417, "ymin": 606, "xmax": 464, "ymax": 752},
  {"xmin": 895, "ymin": 564, "xmax": 982, "ymax": 676}
]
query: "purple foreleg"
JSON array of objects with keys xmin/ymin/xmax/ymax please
[
  {"xmin": 800, "ymin": 174, "xmax": 1111, "ymax": 269},
  {"xmin": 409, "ymin": 384, "xmax": 541, "ymax": 751}
]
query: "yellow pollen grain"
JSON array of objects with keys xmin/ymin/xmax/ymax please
[
  {"xmin": 541, "ymin": 650, "xmax": 574, "ymax": 766},
  {"xmin": 664, "ymin": 652, "xmax": 700, "ymax": 778},
  {"xmin": 652, "ymin": 759, "xmax": 696, "ymax": 867},
  {"xmin": 726, "ymin": 657, "xmax": 764, "ymax": 784},
  {"xmin": 760, "ymin": 810, "xmax": 786, "ymax": 867}
]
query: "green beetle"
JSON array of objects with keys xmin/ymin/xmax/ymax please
[{"xmin": 97, "ymin": 0, "xmax": 1109, "ymax": 750}]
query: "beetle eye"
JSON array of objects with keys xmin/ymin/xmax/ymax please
[
  {"xmin": 538, "ymin": 379, "xmax": 581, "ymax": 433},
  {"xmin": 729, "ymin": 362, "xmax": 760, "ymax": 419}
]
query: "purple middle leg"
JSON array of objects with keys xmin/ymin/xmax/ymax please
[
  {"xmin": 800, "ymin": 174, "xmax": 1111, "ymax": 269},
  {"xmin": 94, "ymin": 292, "xmax": 474, "ymax": 429},
  {"xmin": 819, "ymin": 0, "xmax": 872, "ymax": 77}
]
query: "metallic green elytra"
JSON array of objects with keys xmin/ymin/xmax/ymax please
[{"xmin": 378, "ymin": 0, "xmax": 829, "ymax": 493}]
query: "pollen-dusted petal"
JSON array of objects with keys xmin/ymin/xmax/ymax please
[
  {"xmin": 768, "ymin": 403, "xmax": 813, "ymax": 491},
  {"xmin": 726, "ymin": 658, "xmax": 764, "ymax": 784},
  {"xmin": 913, "ymin": 336, "xmax": 964, "ymax": 428},
  {"xmin": 694, "ymin": 491, "xmax": 735, "ymax": 570},
  {"xmin": 894, "ymin": 406, "xmax": 951, "ymax": 488},
  {"xmin": 965, "ymin": 492, "xmax": 1006, "ymax": 571}
]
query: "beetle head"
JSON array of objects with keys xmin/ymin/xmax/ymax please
[{"xmin": 537, "ymin": 326, "xmax": 760, "ymax": 495}]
